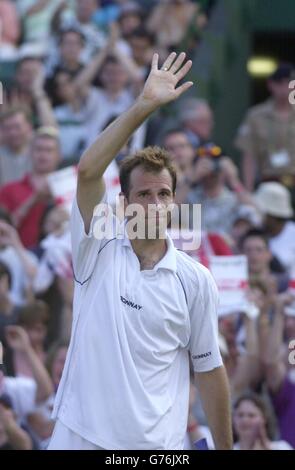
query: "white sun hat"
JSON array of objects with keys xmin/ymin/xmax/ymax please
[{"xmin": 254, "ymin": 182, "xmax": 294, "ymax": 219}]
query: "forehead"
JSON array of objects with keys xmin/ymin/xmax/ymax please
[
  {"xmin": 236, "ymin": 400, "xmax": 260, "ymax": 413},
  {"xmin": 243, "ymin": 236, "xmax": 267, "ymax": 248},
  {"xmin": 129, "ymin": 166, "xmax": 173, "ymax": 192},
  {"xmin": 33, "ymin": 136, "xmax": 58, "ymax": 150}
]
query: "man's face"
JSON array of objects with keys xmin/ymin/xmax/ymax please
[
  {"xmin": 186, "ymin": 104, "xmax": 213, "ymax": 140},
  {"xmin": 124, "ymin": 167, "xmax": 175, "ymax": 238},
  {"xmin": 268, "ymin": 78, "xmax": 291, "ymax": 102},
  {"xmin": 120, "ymin": 14, "xmax": 141, "ymax": 37},
  {"xmin": 242, "ymin": 237, "xmax": 271, "ymax": 274},
  {"xmin": 164, "ymin": 132, "xmax": 194, "ymax": 172},
  {"xmin": 16, "ymin": 59, "xmax": 42, "ymax": 92},
  {"xmin": 101, "ymin": 62, "xmax": 128, "ymax": 93},
  {"xmin": 129, "ymin": 36, "xmax": 152, "ymax": 65},
  {"xmin": 1, "ymin": 112, "xmax": 32, "ymax": 151},
  {"xmin": 32, "ymin": 137, "xmax": 60, "ymax": 174},
  {"xmin": 60, "ymin": 32, "xmax": 83, "ymax": 64}
]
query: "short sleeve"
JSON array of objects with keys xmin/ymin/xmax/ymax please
[
  {"xmin": 70, "ymin": 194, "xmax": 115, "ymax": 283},
  {"xmin": 188, "ymin": 265, "xmax": 223, "ymax": 373}
]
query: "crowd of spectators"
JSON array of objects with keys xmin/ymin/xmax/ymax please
[{"xmin": 0, "ymin": 0, "xmax": 294, "ymax": 450}]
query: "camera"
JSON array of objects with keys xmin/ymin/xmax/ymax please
[{"xmin": 195, "ymin": 143, "xmax": 224, "ymax": 173}]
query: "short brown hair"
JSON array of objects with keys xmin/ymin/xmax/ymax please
[
  {"xmin": 119, "ymin": 146, "xmax": 177, "ymax": 197},
  {"xmin": 18, "ymin": 300, "xmax": 49, "ymax": 328}
]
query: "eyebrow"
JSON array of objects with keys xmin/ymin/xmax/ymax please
[{"xmin": 136, "ymin": 188, "xmax": 172, "ymax": 194}]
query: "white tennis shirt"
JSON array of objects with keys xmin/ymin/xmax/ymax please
[{"xmin": 52, "ymin": 196, "xmax": 223, "ymax": 450}]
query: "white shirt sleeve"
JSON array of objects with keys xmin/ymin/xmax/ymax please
[
  {"xmin": 188, "ymin": 265, "xmax": 223, "ymax": 373},
  {"xmin": 3, "ymin": 377, "xmax": 37, "ymax": 420},
  {"xmin": 70, "ymin": 194, "xmax": 115, "ymax": 283}
]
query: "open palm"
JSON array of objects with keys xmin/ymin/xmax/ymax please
[{"xmin": 141, "ymin": 52, "xmax": 193, "ymax": 108}]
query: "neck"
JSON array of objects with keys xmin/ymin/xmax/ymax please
[
  {"xmin": 274, "ymin": 99, "xmax": 291, "ymax": 113},
  {"xmin": 130, "ymin": 238, "xmax": 167, "ymax": 270}
]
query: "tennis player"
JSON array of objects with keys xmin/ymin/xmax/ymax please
[{"xmin": 48, "ymin": 52, "xmax": 233, "ymax": 450}]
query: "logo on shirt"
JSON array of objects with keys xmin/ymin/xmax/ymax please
[
  {"xmin": 192, "ymin": 351, "xmax": 212, "ymax": 360},
  {"xmin": 120, "ymin": 295, "xmax": 142, "ymax": 311}
]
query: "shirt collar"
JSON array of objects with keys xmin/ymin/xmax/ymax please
[{"xmin": 121, "ymin": 223, "xmax": 177, "ymax": 273}]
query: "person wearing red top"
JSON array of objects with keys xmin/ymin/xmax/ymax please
[{"xmin": 0, "ymin": 130, "xmax": 60, "ymax": 248}]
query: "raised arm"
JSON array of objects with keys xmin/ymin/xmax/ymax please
[
  {"xmin": 261, "ymin": 293, "xmax": 293, "ymax": 393},
  {"xmin": 77, "ymin": 52, "xmax": 193, "ymax": 232},
  {"xmin": 5, "ymin": 326, "xmax": 53, "ymax": 403}
]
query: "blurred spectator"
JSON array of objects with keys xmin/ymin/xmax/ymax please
[
  {"xmin": 0, "ymin": 0, "xmax": 20, "ymax": 55},
  {"xmin": 118, "ymin": 2, "xmax": 143, "ymax": 39},
  {"xmin": 52, "ymin": 68, "xmax": 102, "ymax": 161},
  {"xmin": 233, "ymin": 392, "xmax": 293, "ymax": 450},
  {"xmin": 87, "ymin": 55, "xmax": 135, "ymax": 141},
  {"xmin": 33, "ymin": 206, "xmax": 73, "ymax": 341},
  {"xmin": 179, "ymin": 98, "xmax": 214, "ymax": 148},
  {"xmin": 0, "ymin": 209, "xmax": 38, "ymax": 306},
  {"xmin": 147, "ymin": 0, "xmax": 206, "ymax": 57},
  {"xmin": 16, "ymin": 0, "xmax": 65, "ymax": 50},
  {"xmin": 261, "ymin": 292, "xmax": 295, "ymax": 448},
  {"xmin": 27, "ymin": 341, "xmax": 68, "ymax": 449},
  {"xmin": 255, "ymin": 182, "xmax": 295, "ymax": 272},
  {"xmin": 219, "ymin": 301, "xmax": 262, "ymax": 401},
  {"xmin": 230, "ymin": 205, "xmax": 262, "ymax": 252},
  {"xmin": 236, "ymin": 63, "xmax": 295, "ymax": 192},
  {"xmin": 46, "ymin": 27, "xmax": 85, "ymax": 91},
  {"xmin": 0, "ymin": 107, "xmax": 33, "ymax": 186},
  {"xmin": 241, "ymin": 229, "xmax": 289, "ymax": 294},
  {"xmin": 186, "ymin": 155, "xmax": 253, "ymax": 234},
  {"xmin": 8, "ymin": 301, "xmax": 49, "ymax": 377},
  {"xmin": 0, "ymin": 129, "xmax": 60, "ymax": 248},
  {"xmin": 162, "ymin": 128, "xmax": 195, "ymax": 204},
  {"xmin": 0, "ymin": 261, "xmax": 19, "ymax": 337},
  {"xmin": 0, "ymin": 394, "xmax": 32, "ymax": 449},
  {"xmin": 58, "ymin": 0, "xmax": 107, "ymax": 62},
  {"xmin": 1, "ymin": 325, "xmax": 53, "ymax": 425},
  {"xmin": 127, "ymin": 26, "xmax": 155, "ymax": 80}
]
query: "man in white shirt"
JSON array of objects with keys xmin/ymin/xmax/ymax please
[{"xmin": 48, "ymin": 52, "xmax": 233, "ymax": 450}]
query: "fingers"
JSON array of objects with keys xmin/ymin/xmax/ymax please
[
  {"xmin": 175, "ymin": 60, "xmax": 193, "ymax": 82},
  {"xmin": 161, "ymin": 51, "xmax": 177, "ymax": 71},
  {"xmin": 175, "ymin": 81, "xmax": 194, "ymax": 98},
  {"xmin": 151, "ymin": 53, "xmax": 159, "ymax": 71},
  {"xmin": 169, "ymin": 52, "xmax": 186, "ymax": 74}
]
